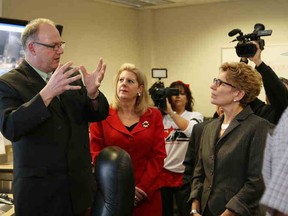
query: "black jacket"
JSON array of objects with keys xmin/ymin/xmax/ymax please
[
  {"xmin": 0, "ymin": 60, "xmax": 109, "ymax": 216},
  {"xmin": 249, "ymin": 62, "xmax": 288, "ymax": 124}
]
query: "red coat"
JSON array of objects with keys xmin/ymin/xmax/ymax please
[{"xmin": 90, "ymin": 107, "xmax": 166, "ymax": 216}]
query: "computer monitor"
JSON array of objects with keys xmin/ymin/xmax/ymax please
[{"xmin": 0, "ymin": 17, "xmax": 63, "ymax": 76}]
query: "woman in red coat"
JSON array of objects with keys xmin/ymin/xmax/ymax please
[{"xmin": 90, "ymin": 63, "xmax": 166, "ymax": 216}]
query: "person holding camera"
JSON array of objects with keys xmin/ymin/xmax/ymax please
[
  {"xmin": 229, "ymin": 24, "xmax": 288, "ymax": 124},
  {"xmin": 190, "ymin": 62, "xmax": 273, "ymax": 216},
  {"xmin": 157, "ymin": 81, "xmax": 203, "ymax": 216},
  {"xmin": 214, "ymin": 42, "xmax": 288, "ymax": 125},
  {"xmin": 246, "ymin": 42, "xmax": 288, "ymax": 124},
  {"xmin": 89, "ymin": 63, "xmax": 166, "ymax": 216}
]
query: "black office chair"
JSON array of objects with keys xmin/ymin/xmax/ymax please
[{"xmin": 92, "ymin": 146, "xmax": 135, "ymax": 216}]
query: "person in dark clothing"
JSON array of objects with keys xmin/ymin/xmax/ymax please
[
  {"xmin": 181, "ymin": 120, "xmax": 212, "ymax": 216},
  {"xmin": 190, "ymin": 62, "xmax": 272, "ymax": 216},
  {"xmin": 248, "ymin": 43, "xmax": 288, "ymax": 125},
  {"xmin": 182, "ymin": 43, "xmax": 287, "ymax": 216},
  {"xmin": 0, "ymin": 18, "xmax": 109, "ymax": 216},
  {"xmin": 225, "ymin": 42, "xmax": 288, "ymax": 125},
  {"xmin": 213, "ymin": 42, "xmax": 288, "ymax": 125}
]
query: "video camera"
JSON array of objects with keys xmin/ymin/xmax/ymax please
[
  {"xmin": 148, "ymin": 68, "xmax": 179, "ymax": 111},
  {"xmin": 228, "ymin": 23, "xmax": 272, "ymax": 57}
]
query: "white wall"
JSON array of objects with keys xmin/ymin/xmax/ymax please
[
  {"xmin": 2, "ymin": 0, "xmax": 288, "ymax": 116},
  {"xmin": 2, "ymin": 0, "xmax": 141, "ymax": 102},
  {"xmin": 150, "ymin": 0, "xmax": 288, "ymax": 116}
]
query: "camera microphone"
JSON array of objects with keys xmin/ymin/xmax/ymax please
[
  {"xmin": 228, "ymin": 29, "xmax": 242, "ymax": 37},
  {"xmin": 253, "ymin": 23, "xmax": 265, "ymax": 33}
]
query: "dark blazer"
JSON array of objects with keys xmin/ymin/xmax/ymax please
[
  {"xmin": 0, "ymin": 60, "xmax": 109, "ymax": 216},
  {"xmin": 181, "ymin": 120, "xmax": 212, "ymax": 216},
  {"xmin": 190, "ymin": 106, "xmax": 273, "ymax": 216},
  {"xmin": 183, "ymin": 120, "xmax": 213, "ymax": 190}
]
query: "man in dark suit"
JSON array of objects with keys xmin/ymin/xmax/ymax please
[{"xmin": 0, "ymin": 18, "xmax": 109, "ymax": 216}]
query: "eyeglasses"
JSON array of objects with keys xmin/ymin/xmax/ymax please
[
  {"xmin": 33, "ymin": 41, "xmax": 65, "ymax": 51},
  {"xmin": 213, "ymin": 78, "xmax": 236, "ymax": 88}
]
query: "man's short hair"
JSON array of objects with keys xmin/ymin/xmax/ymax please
[{"xmin": 21, "ymin": 18, "xmax": 55, "ymax": 50}]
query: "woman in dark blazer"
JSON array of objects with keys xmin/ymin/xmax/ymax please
[{"xmin": 190, "ymin": 62, "xmax": 273, "ymax": 216}]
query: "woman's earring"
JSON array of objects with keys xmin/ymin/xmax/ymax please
[
  {"xmin": 138, "ymin": 92, "xmax": 141, "ymax": 96},
  {"xmin": 233, "ymin": 99, "xmax": 237, "ymax": 102}
]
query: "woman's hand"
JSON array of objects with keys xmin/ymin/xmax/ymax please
[
  {"xmin": 191, "ymin": 199, "xmax": 201, "ymax": 216},
  {"xmin": 220, "ymin": 209, "xmax": 238, "ymax": 216},
  {"xmin": 163, "ymin": 98, "xmax": 173, "ymax": 115},
  {"xmin": 134, "ymin": 186, "xmax": 147, "ymax": 206}
]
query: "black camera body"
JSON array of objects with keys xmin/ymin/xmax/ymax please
[
  {"xmin": 229, "ymin": 23, "xmax": 272, "ymax": 57},
  {"xmin": 149, "ymin": 81, "xmax": 179, "ymax": 111}
]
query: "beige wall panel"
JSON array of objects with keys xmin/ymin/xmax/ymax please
[{"xmin": 3, "ymin": 0, "xmax": 288, "ymax": 116}]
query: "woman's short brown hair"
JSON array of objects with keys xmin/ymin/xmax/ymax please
[{"xmin": 220, "ymin": 62, "xmax": 262, "ymax": 106}]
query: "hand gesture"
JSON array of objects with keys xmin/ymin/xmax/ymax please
[
  {"xmin": 80, "ymin": 58, "xmax": 106, "ymax": 99},
  {"xmin": 47, "ymin": 61, "xmax": 81, "ymax": 97},
  {"xmin": 40, "ymin": 61, "xmax": 82, "ymax": 106}
]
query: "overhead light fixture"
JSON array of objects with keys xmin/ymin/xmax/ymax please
[
  {"xmin": 109, "ymin": 0, "xmax": 173, "ymax": 8},
  {"xmin": 140, "ymin": 0, "xmax": 172, "ymax": 4}
]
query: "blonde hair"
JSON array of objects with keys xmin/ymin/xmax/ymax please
[
  {"xmin": 112, "ymin": 63, "xmax": 152, "ymax": 115},
  {"xmin": 21, "ymin": 18, "xmax": 56, "ymax": 50},
  {"xmin": 220, "ymin": 62, "xmax": 262, "ymax": 106}
]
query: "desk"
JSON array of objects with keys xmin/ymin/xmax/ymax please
[
  {"xmin": 0, "ymin": 164, "xmax": 14, "ymax": 215},
  {"xmin": 0, "ymin": 194, "xmax": 14, "ymax": 216}
]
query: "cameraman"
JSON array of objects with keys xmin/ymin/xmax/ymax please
[
  {"xmin": 213, "ymin": 41, "xmax": 288, "ymax": 124},
  {"xmin": 157, "ymin": 81, "xmax": 203, "ymax": 216},
  {"xmin": 247, "ymin": 41, "xmax": 288, "ymax": 124}
]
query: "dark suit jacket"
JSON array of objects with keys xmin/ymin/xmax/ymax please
[
  {"xmin": 182, "ymin": 120, "xmax": 211, "ymax": 197},
  {"xmin": 0, "ymin": 60, "xmax": 109, "ymax": 215},
  {"xmin": 190, "ymin": 106, "xmax": 273, "ymax": 216},
  {"xmin": 181, "ymin": 120, "xmax": 212, "ymax": 216},
  {"xmin": 183, "ymin": 120, "xmax": 213, "ymax": 191}
]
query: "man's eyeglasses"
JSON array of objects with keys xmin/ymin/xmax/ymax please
[
  {"xmin": 213, "ymin": 78, "xmax": 236, "ymax": 88},
  {"xmin": 33, "ymin": 41, "xmax": 65, "ymax": 51}
]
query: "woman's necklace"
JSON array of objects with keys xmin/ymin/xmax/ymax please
[{"xmin": 221, "ymin": 123, "xmax": 230, "ymax": 130}]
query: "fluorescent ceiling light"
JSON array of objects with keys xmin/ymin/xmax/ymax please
[{"xmin": 110, "ymin": 0, "xmax": 173, "ymax": 8}]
